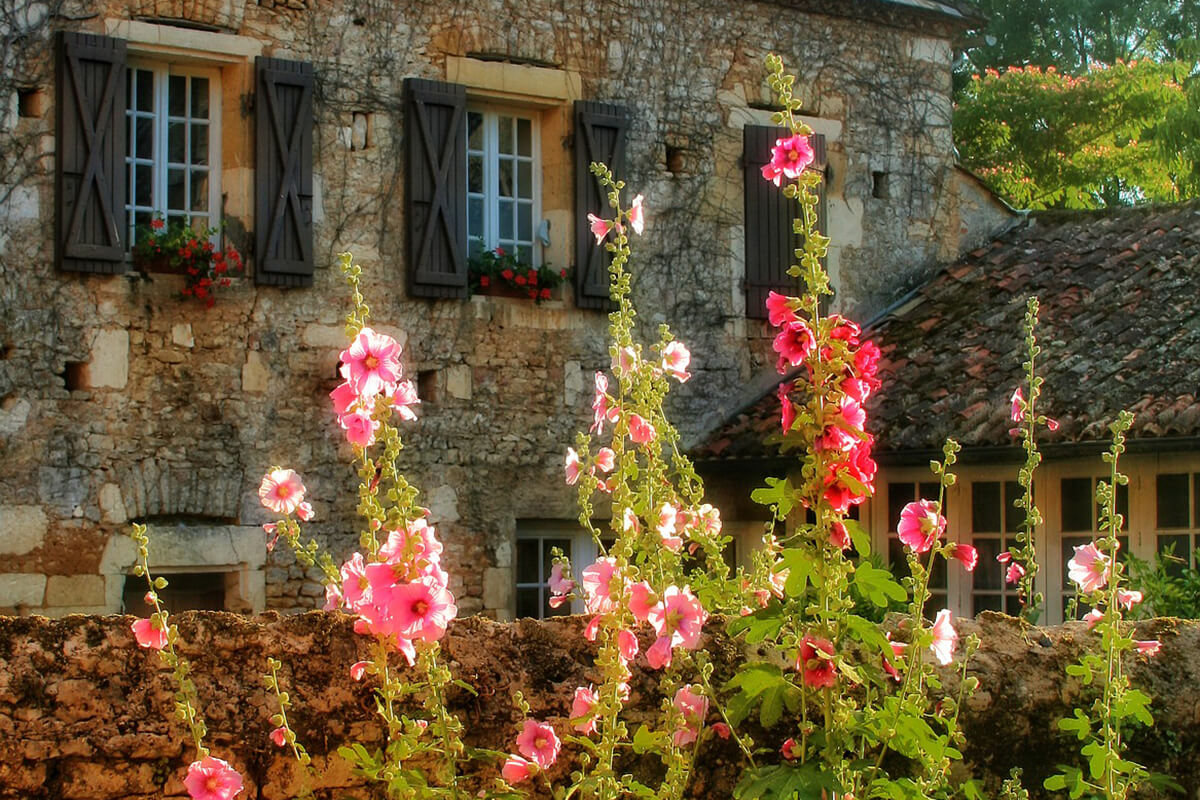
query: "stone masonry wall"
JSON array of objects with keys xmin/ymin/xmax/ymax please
[
  {"xmin": 0, "ymin": 0, "xmax": 1013, "ymax": 616},
  {"xmin": 0, "ymin": 613, "xmax": 1198, "ymax": 799}
]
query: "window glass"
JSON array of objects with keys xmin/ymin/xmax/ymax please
[
  {"xmin": 1155, "ymin": 472, "xmax": 1199, "ymax": 574},
  {"xmin": 970, "ymin": 480, "xmax": 1022, "ymax": 616},
  {"xmin": 465, "ymin": 109, "xmax": 539, "ymax": 263},
  {"xmin": 886, "ymin": 481, "xmax": 945, "ymax": 616}
]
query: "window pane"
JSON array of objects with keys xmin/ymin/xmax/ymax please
[
  {"xmin": 1004, "ymin": 595, "xmax": 1022, "ymax": 615},
  {"xmin": 1157, "ymin": 534, "xmax": 1191, "ymax": 577},
  {"xmin": 516, "ymin": 538, "xmax": 539, "ymax": 584},
  {"xmin": 168, "ymin": 75, "xmax": 186, "ymax": 117},
  {"xmin": 168, "ymin": 122, "xmax": 186, "ymax": 163},
  {"xmin": 135, "ymin": 117, "xmax": 153, "ymax": 159},
  {"xmin": 498, "ymin": 116, "xmax": 514, "ymax": 154},
  {"xmin": 498, "ymin": 159, "xmax": 513, "ymax": 198},
  {"xmin": 543, "ymin": 538, "xmax": 571, "ymax": 580},
  {"xmin": 516, "ymin": 587, "xmax": 540, "ymax": 619},
  {"xmin": 468, "ymin": 155, "xmax": 483, "ymax": 193},
  {"xmin": 467, "ymin": 112, "xmax": 483, "ymax": 150},
  {"xmin": 135, "ymin": 164, "xmax": 153, "ymax": 206},
  {"xmin": 190, "ymin": 77, "xmax": 209, "ymax": 118},
  {"xmin": 136, "ymin": 69, "xmax": 154, "ymax": 112},
  {"xmin": 1194, "ymin": 474, "xmax": 1200, "ymax": 529},
  {"xmin": 190, "ymin": 172, "xmax": 208, "ymax": 212},
  {"xmin": 1061, "ymin": 478, "xmax": 1093, "ymax": 531},
  {"xmin": 191, "ymin": 124, "xmax": 209, "ymax": 166},
  {"xmin": 974, "ymin": 594, "xmax": 1002, "ymax": 614},
  {"xmin": 973, "ymin": 538, "xmax": 1001, "ymax": 591},
  {"xmin": 887, "ymin": 483, "xmax": 915, "ymax": 532},
  {"xmin": 1157, "ymin": 473, "xmax": 1190, "ymax": 528},
  {"xmin": 517, "ymin": 118, "xmax": 532, "ymax": 157},
  {"xmin": 517, "ymin": 244, "xmax": 533, "ymax": 264},
  {"xmin": 499, "ymin": 199, "xmax": 513, "ymax": 239},
  {"xmin": 518, "ymin": 202, "xmax": 533, "ymax": 241},
  {"xmin": 517, "ymin": 160, "xmax": 532, "ymax": 199},
  {"xmin": 1003, "ymin": 481, "xmax": 1022, "ymax": 532},
  {"xmin": 920, "ymin": 482, "xmax": 942, "ymax": 512},
  {"xmin": 972, "ymin": 481, "xmax": 1001, "ymax": 533},
  {"xmin": 167, "ymin": 168, "xmax": 185, "ymax": 210},
  {"xmin": 468, "ymin": 197, "xmax": 483, "ymax": 241}
]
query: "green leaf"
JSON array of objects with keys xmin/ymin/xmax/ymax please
[
  {"xmin": 725, "ymin": 662, "xmax": 800, "ymax": 728},
  {"xmin": 752, "ymin": 477, "xmax": 795, "ymax": 517},
  {"xmin": 1056, "ymin": 710, "xmax": 1092, "ymax": 740},
  {"xmin": 845, "ymin": 519, "xmax": 871, "ymax": 557},
  {"xmin": 779, "ymin": 548, "xmax": 815, "ymax": 597},
  {"xmin": 727, "ymin": 606, "xmax": 786, "ymax": 644},
  {"xmin": 734, "ymin": 764, "xmax": 842, "ymax": 800},
  {"xmin": 1065, "ymin": 663, "xmax": 1094, "ymax": 685},
  {"xmin": 1043, "ymin": 774, "xmax": 1067, "ymax": 791},
  {"xmin": 1114, "ymin": 688, "xmax": 1154, "ymax": 726},
  {"xmin": 631, "ymin": 724, "xmax": 666, "ymax": 755},
  {"xmin": 852, "ymin": 562, "xmax": 908, "ymax": 607}
]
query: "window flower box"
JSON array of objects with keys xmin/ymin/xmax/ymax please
[
  {"xmin": 468, "ymin": 247, "xmax": 568, "ymax": 304},
  {"xmin": 131, "ymin": 216, "xmax": 244, "ymax": 307}
]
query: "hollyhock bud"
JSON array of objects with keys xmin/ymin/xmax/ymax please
[
  {"xmin": 270, "ymin": 727, "xmax": 288, "ymax": 747},
  {"xmin": 501, "ymin": 755, "xmax": 535, "ymax": 783}
]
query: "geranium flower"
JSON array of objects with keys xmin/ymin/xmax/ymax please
[
  {"xmin": 1067, "ymin": 542, "xmax": 1109, "ymax": 593},
  {"xmin": 571, "ymin": 685, "xmax": 598, "ymax": 734},
  {"xmin": 131, "ymin": 617, "xmax": 168, "ymax": 650},
  {"xmin": 258, "ymin": 469, "xmax": 306, "ymax": 515},
  {"xmin": 339, "ymin": 327, "xmax": 402, "ymax": 399},
  {"xmin": 516, "ymin": 719, "xmax": 560, "ymax": 768},
  {"xmin": 896, "ymin": 500, "xmax": 946, "ymax": 553},
  {"xmin": 797, "ymin": 635, "xmax": 836, "ymax": 688},
  {"xmin": 930, "ymin": 609, "xmax": 958, "ymax": 665},
  {"xmin": 628, "ymin": 194, "xmax": 645, "ymax": 234},
  {"xmin": 183, "ymin": 756, "xmax": 243, "ymax": 800},
  {"xmin": 671, "ymin": 686, "xmax": 708, "ymax": 746}
]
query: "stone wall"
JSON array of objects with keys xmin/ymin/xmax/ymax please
[
  {"xmin": 0, "ymin": 612, "xmax": 1197, "ymax": 799},
  {"xmin": 0, "ymin": 0, "xmax": 1014, "ymax": 616}
]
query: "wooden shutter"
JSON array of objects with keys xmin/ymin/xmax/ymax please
[
  {"xmin": 256, "ymin": 57, "xmax": 315, "ymax": 287},
  {"xmin": 743, "ymin": 127, "xmax": 827, "ymax": 319},
  {"xmin": 405, "ymin": 78, "xmax": 467, "ymax": 299},
  {"xmin": 574, "ymin": 101, "xmax": 629, "ymax": 311},
  {"xmin": 56, "ymin": 32, "xmax": 127, "ymax": 274}
]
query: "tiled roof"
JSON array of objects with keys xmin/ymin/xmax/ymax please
[{"xmin": 695, "ymin": 202, "xmax": 1200, "ymax": 463}]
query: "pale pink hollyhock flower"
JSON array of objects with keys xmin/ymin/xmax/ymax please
[
  {"xmin": 341, "ymin": 552, "xmax": 371, "ymax": 610},
  {"xmin": 591, "ymin": 372, "xmax": 617, "ymax": 434},
  {"xmin": 131, "ymin": 617, "xmax": 168, "ymax": 650},
  {"xmin": 797, "ymin": 635, "xmax": 837, "ymax": 689},
  {"xmin": 564, "ymin": 448, "xmax": 581, "ymax": 485},
  {"xmin": 391, "ymin": 379, "xmax": 420, "ymax": 422},
  {"xmin": 581, "ymin": 557, "xmax": 622, "ymax": 614},
  {"xmin": 1084, "ymin": 608, "xmax": 1103, "ymax": 629},
  {"xmin": 1117, "ymin": 589, "xmax": 1143, "ymax": 610},
  {"xmin": 830, "ymin": 520, "xmax": 851, "ymax": 550},
  {"xmin": 1006, "ymin": 561, "xmax": 1026, "ymax": 585},
  {"xmin": 571, "ymin": 685, "xmax": 598, "ymax": 734},
  {"xmin": 628, "ymin": 581, "xmax": 657, "ymax": 622},
  {"xmin": 270, "ymin": 727, "xmax": 288, "ymax": 747},
  {"xmin": 1068, "ymin": 542, "xmax": 1109, "ymax": 593},
  {"xmin": 330, "ymin": 381, "xmax": 365, "ymax": 416},
  {"xmin": 622, "ymin": 507, "xmax": 640, "ymax": 533},
  {"xmin": 183, "ymin": 755, "xmax": 243, "ymax": 800},
  {"xmin": 930, "ymin": 609, "xmax": 958, "ymax": 666},
  {"xmin": 516, "ymin": 719, "xmax": 561, "ymax": 768},
  {"xmin": 587, "ymin": 213, "xmax": 612, "ymax": 245},
  {"xmin": 950, "ymin": 543, "xmax": 978, "ymax": 572},
  {"xmin": 661, "ymin": 341, "xmax": 692, "ymax": 383},
  {"xmin": 615, "ymin": 345, "xmax": 637, "ymax": 375},
  {"xmin": 896, "ymin": 500, "xmax": 946, "ymax": 553},
  {"xmin": 628, "ymin": 194, "xmax": 645, "ymax": 235},
  {"xmin": 618, "ymin": 627, "xmax": 640, "ymax": 661},
  {"xmin": 1010, "ymin": 387, "xmax": 1025, "ymax": 423},
  {"xmin": 773, "ymin": 321, "xmax": 815, "ymax": 369},
  {"xmin": 671, "ymin": 686, "xmax": 708, "ymax": 747},
  {"xmin": 781, "ymin": 738, "xmax": 801, "ymax": 761},
  {"xmin": 765, "ymin": 291, "xmax": 799, "ymax": 327},
  {"xmin": 761, "ymin": 134, "xmax": 815, "ymax": 186},
  {"xmin": 259, "ymin": 469, "xmax": 306, "ymax": 515},
  {"xmin": 768, "ymin": 565, "xmax": 788, "ymax": 599},
  {"xmin": 629, "ymin": 414, "xmax": 657, "ymax": 445},
  {"xmin": 838, "ymin": 396, "xmax": 866, "ymax": 432},
  {"xmin": 349, "ymin": 661, "xmax": 369, "ymax": 681},
  {"xmin": 646, "ymin": 586, "xmax": 707, "ymax": 669},
  {"xmin": 296, "ymin": 501, "xmax": 314, "ymax": 522},
  {"xmin": 262, "ymin": 522, "xmax": 279, "ymax": 552},
  {"xmin": 657, "ymin": 504, "xmax": 682, "ymax": 552},
  {"xmin": 583, "ymin": 614, "xmax": 601, "ymax": 641},
  {"xmin": 594, "ymin": 447, "xmax": 616, "ymax": 473},
  {"xmin": 548, "ymin": 562, "xmax": 574, "ymax": 597},
  {"xmin": 323, "ymin": 583, "xmax": 342, "ymax": 611},
  {"xmin": 389, "ymin": 577, "xmax": 457, "ymax": 642},
  {"xmin": 339, "ymin": 326, "xmax": 402, "ymax": 399},
  {"xmin": 341, "ymin": 407, "xmax": 379, "ymax": 448},
  {"xmin": 501, "ymin": 754, "xmax": 535, "ymax": 783},
  {"xmin": 1135, "ymin": 640, "xmax": 1162, "ymax": 656}
]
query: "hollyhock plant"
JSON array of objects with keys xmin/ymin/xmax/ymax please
[
  {"xmin": 671, "ymin": 686, "xmax": 708, "ymax": 747},
  {"xmin": 339, "ymin": 326, "xmax": 402, "ymax": 399},
  {"xmin": 258, "ymin": 469, "xmax": 306, "ymax": 515},
  {"xmin": 131, "ymin": 616, "xmax": 168, "ymax": 650},
  {"xmin": 1068, "ymin": 542, "xmax": 1109, "ymax": 593},
  {"xmin": 930, "ymin": 609, "xmax": 958, "ymax": 666},
  {"xmin": 661, "ymin": 340, "xmax": 692, "ymax": 382},
  {"xmin": 797, "ymin": 635, "xmax": 837, "ymax": 689},
  {"xmin": 646, "ymin": 585, "xmax": 708, "ymax": 669},
  {"xmin": 760, "ymin": 132, "xmax": 815, "ymax": 186},
  {"xmin": 772, "ymin": 320, "xmax": 816, "ymax": 369},
  {"xmin": 897, "ymin": 499, "xmax": 946, "ymax": 553},
  {"xmin": 516, "ymin": 719, "xmax": 561, "ymax": 769},
  {"xmin": 183, "ymin": 756, "xmax": 244, "ymax": 800},
  {"xmin": 587, "ymin": 213, "xmax": 613, "ymax": 244}
]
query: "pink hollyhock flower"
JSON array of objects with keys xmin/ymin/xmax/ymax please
[
  {"xmin": 671, "ymin": 686, "xmax": 708, "ymax": 747},
  {"xmin": 330, "ymin": 381, "xmax": 364, "ymax": 416},
  {"xmin": 1117, "ymin": 589, "xmax": 1143, "ymax": 609},
  {"xmin": 183, "ymin": 756, "xmax": 243, "ymax": 800},
  {"xmin": 548, "ymin": 562, "xmax": 574, "ymax": 598},
  {"xmin": 296, "ymin": 502, "xmax": 314, "ymax": 522},
  {"xmin": 1084, "ymin": 608, "xmax": 1103, "ymax": 629},
  {"xmin": 341, "ymin": 552, "xmax": 372, "ymax": 610},
  {"xmin": 617, "ymin": 628, "xmax": 640, "ymax": 662},
  {"xmin": 341, "ymin": 408, "xmax": 379, "ymax": 447},
  {"xmin": 571, "ymin": 685, "xmax": 598, "ymax": 734},
  {"xmin": 1006, "ymin": 561, "xmax": 1026, "ymax": 585},
  {"xmin": 1046, "ymin": 417, "xmax": 1060, "ymax": 431},
  {"xmin": 131, "ymin": 617, "xmax": 168, "ymax": 650},
  {"xmin": 657, "ymin": 504, "xmax": 682, "ymax": 551},
  {"xmin": 628, "ymin": 194, "xmax": 645, "ymax": 235},
  {"xmin": 883, "ymin": 635, "xmax": 908, "ymax": 681},
  {"xmin": 339, "ymin": 327, "xmax": 402, "ymax": 399},
  {"xmin": 950, "ymin": 543, "xmax": 978, "ymax": 572},
  {"xmin": 564, "ymin": 448, "xmax": 581, "ymax": 485},
  {"xmin": 583, "ymin": 614, "xmax": 601, "ymax": 641},
  {"xmin": 1067, "ymin": 542, "xmax": 1109, "ymax": 593},
  {"xmin": 930, "ymin": 609, "xmax": 958, "ymax": 666},
  {"xmin": 516, "ymin": 719, "xmax": 561, "ymax": 769},
  {"xmin": 997, "ymin": 551, "xmax": 1011, "ymax": 564},
  {"xmin": 581, "ymin": 557, "xmax": 622, "ymax": 614},
  {"xmin": 765, "ymin": 291, "xmax": 799, "ymax": 327},
  {"xmin": 350, "ymin": 660, "xmax": 370, "ymax": 681},
  {"xmin": 628, "ymin": 414, "xmax": 657, "ymax": 445},
  {"xmin": 761, "ymin": 134, "xmax": 815, "ymax": 186},
  {"xmin": 712, "ymin": 722, "xmax": 731, "ymax": 740},
  {"xmin": 501, "ymin": 754, "xmax": 535, "ymax": 783},
  {"xmin": 622, "ymin": 507, "xmax": 640, "ymax": 533},
  {"xmin": 896, "ymin": 500, "xmax": 946, "ymax": 553},
  {"xmin": 781, "ymin": 738, "xmax": 801, "ymax": 761},
  {"xmin": 1010, "ymin": 387, "xmax": 1025, "ymax": 423},
  {"xmin": 661, "ymin": 341, "xmax": 691, "ymax": 382},
  {"xmin": 1135, "ymin": 639, "xmax": 1161, "ymax": 656},
  {"xmin": 778, "ymin": 382, "xmax": 796, "ymax": 432},
  {"xmin": 270, "ymin": 727, "xmax": 288, "ymax": 747},
  {"xmin": 263, "ymin": 522, "xmax": 279, "ymax": 551},
  {"xmin": 773, "ymin": 321, "xmax": 816, "ymax": 369},
  {"xmin": 591, "ymin": 372, "xmax": 617, "ymax": 434},
  {"xmin": 391, "ymin": 379, "xmax": 420, "ymax": 422},
  {"xmin": 648, "ymin": 585, "xmax": 707, "ymax": 651},
  {"xmin": 628, "ymin": 581, "xmax": 657, "ymax": 622},
  {"xmin": 797, "ymin": 635, "xmax": 836, "ymax": 689},
  {"xmin": 258, "ymin": 469, "xmax": 306, "ymax": 515},
  {"xmin": 388, "ymin": 577, "xmax": 457, "ymax": 642},
  {"xmin": 587, "ymin": 213, "xmax": 612, "ymax": 245},
  {"xmin": 323, "ymin": 582, "xmax": 342, "ymax": 611},
  {"xmin": 594, "ymin": 447, "xmax": 616, "ymax": 473},
  {"xmin": 829, "ymin": 520, "xmax": 851, "ymax": 550}
]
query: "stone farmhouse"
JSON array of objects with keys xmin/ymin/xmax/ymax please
[{"xmin": 0, "ymin": 0, "xmax": 1014, "ymax": 618}]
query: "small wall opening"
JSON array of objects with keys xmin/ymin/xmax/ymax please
[
  {"xmin": 665, "ymin": 144, "xmax": 685, "ymax": 175},
  {"xmin": 62, "ymin": 362, "xmax": 87, "ymax": 391},
  {"xmin": 872, "ymin": 171, "xmax": 890, "ymax": 200},
  {"xmin": 418, "ymin": 369, "xmax": 440, "ymax": 404},
  {"xmin": 17, "ymin": 88, "xmax": 43, "ymax": 118},
  {"xmin": 123, "ymin": 571, "xmax": 232, "ymax": 614}
]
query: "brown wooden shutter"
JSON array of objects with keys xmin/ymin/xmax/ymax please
[
  {"xmin": 255, "ymin": 57, "xmax": 315, "ymax": 287},
  {"xmin": 574, "ymin": 101, "xmax": 629, "ymax": 311},
  {"xmin": 55, "ymin": 32, "xmax": 127, "ymax": 274},
  {"xmin": 743, "ymin": 127, "xmax": 826, "ymax": 319},
  {"xmin": 405, "ymin": 78, "xmax": 467, "ymax": 299}
]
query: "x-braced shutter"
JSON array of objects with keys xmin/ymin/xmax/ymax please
[
  {"xmin": 56, "ymin": 31, "xmax": 127, "ymax": 274},
  {"xmin": 743, "ymin": 126, "xmax": 827, "ymax": 320},
  {"xmin": 256, "ymin": 57, "xmax": 315, "ymax": 287},
  {"xmin": 405, "ymin": 78, "xmax": 467, "ymax": 299},
  {"xmin": 574, "ymin": 101, "xmax": 629, "ymax": 311}
]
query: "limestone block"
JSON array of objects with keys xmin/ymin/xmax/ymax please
[
  {"xmin": 0, "ymin": 504, "xmax": 47, "ymax": 554},
  {"xmin": 302, "ymin": 324, "xmax": 350, "ymax": 349},
  {"xmin": 242, "ymin": 351, "xmax": 270, "ymax": 393},
  {"xmin": 563, "ymin": 360, "xmax": 582, "ymax": 407},
  {"xmin": 482, "ymin": 567, "xmax": 512, "ymax": 610},
  {"xmin": 0, "ymin": 573, "xmax": 46, "ymax": 607},
  {"xmin": 445, "ymin": 364, "xmax": 472, "ymax": 400},
  {"xmin": 171, "ymin": 323, "xmax": 194, "ymax": 348},
  {"xmin": 427, "ymin": 485, "xmax": 460, "ymax": 523},
  {"xmin": 44, "ymin": 575, "xmax": 107, "ymax": 608},
  {"xmin": 0, "ymin": 396, "xmax": 31, "ymax": 435},
  {"xmin": 351, "ymin": 113, "xmax": 368, "ymax": 150},
  {"xmin": 83, "ymin": 329, "xmax": 128, "ymax": 389},
  {"xmin": 5, "ymin": 184, "xmax": 39, "ymax": 221},
  {"xmin": 908, "ymin": 35, "xmax": 952, "ymax": 65},
  {"xmin": 98, "ymin": 483, "xmax": 127, "ymax": 524}
]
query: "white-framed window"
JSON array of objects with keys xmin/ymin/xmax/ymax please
[
  {"xmin": 1050, "ymin": 474, "xmax": 1129, "ymax": 620},
  {"xmin": 1153, "ymin": 471, "xmax": 1200, "ymax": 574},
  {"xmin": 125, "ymin": 62, "xmax": 222, "ymax": 247},
  {"xmin": 884, "ymin": 479, "xmax": 949, "ymax": 615},
  {"xmin": 466, "ymin": 108, "xmax": 540, "ymax": 265},
  {"xmin": 968, "ymin": 479, "xmax": 1024, "ymax": 616},
  {"xmin": 515, "ymin": 521, "xmax": 597, "ymax": 619}
]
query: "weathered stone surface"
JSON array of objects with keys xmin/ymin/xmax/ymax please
[
  {"xmin": 43, "ymin": 575, "xmax": 106, "ymax": 608},
  {"xmin": 0, "ymin": 505, "xmax": 48, "ymax": 555},
  {"xmin": 0, "ymin": 613, "xmax": 1197, "ymax": 799},
  {"xmin": 0, "ymin": 574, "xmax": 45, "ymax": 609}
]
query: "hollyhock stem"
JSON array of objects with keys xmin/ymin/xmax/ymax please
[
  {"xmin": 264, "ymin": 657, "xmax": 312, "ymax": 769},
  {"xmin": 1013, "ymin": 297, "xmax": 1046, "ymax": 622}
]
